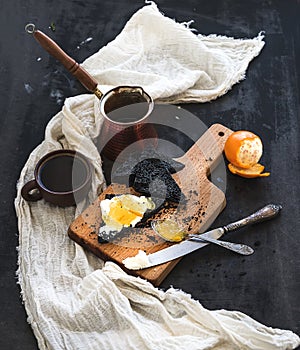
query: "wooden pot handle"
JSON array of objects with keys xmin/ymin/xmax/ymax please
[{"xmin": 26, "ymin": 24, "xmax": 102, "ymax": 98}]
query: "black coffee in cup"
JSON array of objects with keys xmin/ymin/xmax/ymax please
[
  {"xmin": 38, "ymin": 155, "xmax": 88, "ymax": 193},
  {"xmin": 21, "ymin": 150, "xmax": 92, "ymax": 207}
]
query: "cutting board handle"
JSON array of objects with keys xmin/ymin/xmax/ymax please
[{"xmin": 186, "ymin": 123, "xmax": 232, "ymax": 175}]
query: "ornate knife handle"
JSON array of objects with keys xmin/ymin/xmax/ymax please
[{"xmin": 223, "ymin": 204, "xmax": 282, "ymax": 233}]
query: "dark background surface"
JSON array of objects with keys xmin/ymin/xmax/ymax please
[{"xmin": 0, "ymin": 0, "xmax": 299, "ymax": 349}]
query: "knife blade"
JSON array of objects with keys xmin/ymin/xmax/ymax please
[
  {"xmin": 123, "ymin": 204, "xmax": 281, "ymax": 270},
  {"xmin": 147, "ymin": 227, "xmax": 224, "ymax": 267}
]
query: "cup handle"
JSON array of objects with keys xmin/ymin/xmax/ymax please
[{"xmin": 21, "ymin": 180, "xmax": 43, "ymax": 202}]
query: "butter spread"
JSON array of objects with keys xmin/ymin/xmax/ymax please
[{"xmin": 122, "ymin": 250, "xmax": 150, "ymax": 270}]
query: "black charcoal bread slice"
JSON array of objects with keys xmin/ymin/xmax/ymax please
[
  {"xmin": 113, "ymin": 148, "xmax": 184, "ymax": 181},
  {"xmin": 112, "ymin": 147, "xmax": 185, "ymax": 203},
  {"xmin": 132, "ymin": 160, "xmax": 184, "ymax": 203}
]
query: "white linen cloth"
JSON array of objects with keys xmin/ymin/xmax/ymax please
[{"xmin": 15, "ymin": 3, "xmax": 300, "ymax": 349}]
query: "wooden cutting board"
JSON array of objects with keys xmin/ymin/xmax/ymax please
[{"xmin": 68, "ymin": 123, "xmax": 232, "ymax": 286}]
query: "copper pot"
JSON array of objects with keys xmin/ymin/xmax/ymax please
[
  {"xmin": 98, "ymin": 86, "xmax": 157, "ymax": 160},
  {"xmin": 25, "ymin": 24, "xmax": 157, "ymax": 161}
]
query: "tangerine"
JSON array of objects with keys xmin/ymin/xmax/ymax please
[
  {"xmin": 228, "ymin": 163, "xmax": 270, "ymax": 178},
  {"xmin": 224, "ymin": 130, "xmax": 263, "ymax": 169}
]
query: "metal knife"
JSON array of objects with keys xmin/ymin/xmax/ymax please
[{"xmin": 145, "ymin": 204, "xmax": 282, "ymax": 268}]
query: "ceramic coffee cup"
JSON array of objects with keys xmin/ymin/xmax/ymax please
[{"xmin": 21, "ymin": 150, "xmax": 92, "ymax": 207}]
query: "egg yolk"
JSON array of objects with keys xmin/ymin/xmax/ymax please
[{"xmin": 108, "ymin": 198, "xmax": 143, "ymax": 226}]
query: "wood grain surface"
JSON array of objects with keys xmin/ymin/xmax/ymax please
[{"xmin": 68, "ymin": 124, "xmax": 232, "ymax": 285}]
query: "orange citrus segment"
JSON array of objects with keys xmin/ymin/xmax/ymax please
[
  {"xmin": 224, "ymin": 130, "xmax": 263, "ymax": 169},
  {"xmin": 228, "ymin": 163, "xmax": 270, "ymax": 178}
]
